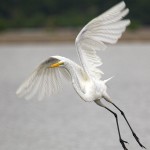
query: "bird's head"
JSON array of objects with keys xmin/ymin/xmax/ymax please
[{"xmin": 46, "ymin": 56, "xmax": 65, "ymax": 68}]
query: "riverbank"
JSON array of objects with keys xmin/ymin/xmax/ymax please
[{"xmin": 0, "ymin": 27, "xmax": 150, "ymax": 43}]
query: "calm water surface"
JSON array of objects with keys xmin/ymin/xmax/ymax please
[{"xmin": 0, "ymin": 43, "xmax": 150, "ymax": 150}]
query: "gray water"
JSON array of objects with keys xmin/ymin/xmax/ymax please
[{"xmin": 0, "ymin": 43, "xmax": 150, "ymax": 150}]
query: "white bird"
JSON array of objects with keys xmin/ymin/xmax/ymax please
[{"xmin": 16, "ymin": 1, "xmax": 146, "ymax": 150}]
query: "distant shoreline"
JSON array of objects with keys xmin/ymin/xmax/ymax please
[{"xmin": 0, "ymin": 27, "xmax": 150, "ymax": 43}]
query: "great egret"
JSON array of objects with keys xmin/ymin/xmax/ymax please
[{"xmin": 16, "ymin": 1, "xmax": 146, "ymax": 150}]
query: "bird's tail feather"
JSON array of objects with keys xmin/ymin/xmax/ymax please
[{"xmin": 103, "ymin": 76, "xmax": 114, "ymax": 84}]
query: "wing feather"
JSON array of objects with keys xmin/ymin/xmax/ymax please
[
  {"xmin": 16, "ymin": 57, "xmax": 70, "ymax": 100},
  {"xmin": 75, "ymin": 1, "xmax": 130, "ymax": 79}
]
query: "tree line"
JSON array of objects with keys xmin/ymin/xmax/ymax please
[{"xmin": 0, "ymin": 0, "xmax": 149, "ymax": 31}]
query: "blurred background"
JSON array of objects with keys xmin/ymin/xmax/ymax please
[
  {"xmin": 0, "ymin": 0, "xmax": 150, "ymax": 150},
  {"xmin": 0, "ymin": 0, "xmax": 150, "ymax": 42}
]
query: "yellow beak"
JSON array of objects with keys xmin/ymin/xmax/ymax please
[{"xmin": 49, "ymin": 62, "xmax": 64, "ymax": 68}]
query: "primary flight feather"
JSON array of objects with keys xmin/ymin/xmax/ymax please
[
  {"xmin": 16, "ymin": 2, "xmax": 146, "ymax": 150},
  {"xmin": 76, "ymin": 1, "xmax": 130, "ymax": 79}
]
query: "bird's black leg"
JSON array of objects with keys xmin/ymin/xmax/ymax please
[
  {"xmin": 110, "ymin": 101, "xmax": 146, "ymax": 149},
  {"xmin": 95, "ymin": 100, "xmax": 128, "ymax": 150},
  {"xmin": 104, "ymin": 106, "xmax": 129, "ymax": 150}
]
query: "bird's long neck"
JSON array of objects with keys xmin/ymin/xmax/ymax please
[{"xmin": 64, "ymin": 60, "xmax": 87, "ymax": 99}]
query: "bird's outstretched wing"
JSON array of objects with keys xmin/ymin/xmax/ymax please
[
  {"xmin": 16, "ymin": 57, "xmax": 70, "ymax": 100},
  {"xmin": 75, "ymin": 1, "xmax": 130, "ymax": 79}
]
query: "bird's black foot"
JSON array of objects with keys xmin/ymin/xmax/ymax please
[
  {"xmin": 120, "ymin": 139, "xmax": 129, "ymax": 150},
  {"xmin": 132, "ymin": 132, "xmax": 146, "ymax": 149}
]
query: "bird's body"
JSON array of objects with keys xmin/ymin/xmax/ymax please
[
  {"xmin": 53, "ymin": 56, "xmax": 106, "ymax": 102},
  {"xmin": 16, "ymin": 1, "xmax": 146, "ymax": 150}
]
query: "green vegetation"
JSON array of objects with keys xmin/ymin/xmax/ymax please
[{"xmin": 0, "ymin": 0, "xmax": 149, "ymax": 31}]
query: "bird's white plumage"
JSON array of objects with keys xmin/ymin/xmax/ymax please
[
  {"xmin": 75, "ymin": 1, "xmax": 130, "ymax": 80},
  {"xmin": 16, "ymin": 57, "xmax": 70, "ymax": 100},
  {"xmin": 16, "ymin": 1, "xmax": 130, "ymax": 101}
]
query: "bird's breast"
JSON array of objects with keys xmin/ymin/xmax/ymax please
[{"xmin": 82, "ymin": 80, "xmax": 106, "ymax": 102}]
